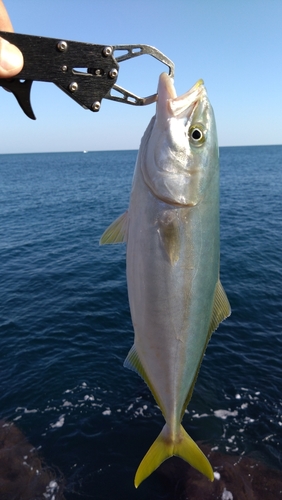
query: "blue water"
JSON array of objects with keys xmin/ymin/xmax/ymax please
[{"xmin": 0, "ymin": 146, "xmax": 281, "ymax": 499}]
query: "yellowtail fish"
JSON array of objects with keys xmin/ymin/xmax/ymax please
[{"xmin": 100, "ymin": 72, "xmax": 231, "ymax": 487}]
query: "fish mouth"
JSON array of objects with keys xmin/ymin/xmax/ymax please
[{"xmin": 157, "ymin": 73, "xmax": 205, "ymax": 118}]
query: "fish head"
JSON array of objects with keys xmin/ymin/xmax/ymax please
[{"xmin": 141, "ymin": 73, "xmax": 218, "ymax": 206}]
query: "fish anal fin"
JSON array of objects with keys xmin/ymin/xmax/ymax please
[
  {"xmin": 181, "ymin": 280, "xmax": 231, "ymax": 417},
  {"xmin": 134, "ymin": 424, "xmax": 214, "ymax": 488},
  {"xmin": 124, "ymin": 345, "xmax": 164, "ymax": 415},
  {"xmin": 99, "ymin": 211, "xmax": 128, "ymax": 245},
  {"xmin": 208, "ymin": 280, "xmax": 231, "ymax": 337}
]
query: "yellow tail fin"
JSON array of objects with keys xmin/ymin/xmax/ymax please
[{"xmin": 134, "ymin": 424, "xmax": 214, "ymax": 488}]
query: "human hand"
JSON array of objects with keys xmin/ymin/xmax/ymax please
[{"xmin": 0, "ymin": 0, "xmax": 23, "ymax": 77}]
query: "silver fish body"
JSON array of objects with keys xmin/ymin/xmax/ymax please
[{"xmin": 100, "ymin": 73, "xmax": 231, "ymax": 487}]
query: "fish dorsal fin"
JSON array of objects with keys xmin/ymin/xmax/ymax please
[
  {"xmin": 99, "ymin": 211, "xmax": 128, "ymax": 245},
  {"xmin": 124, "ymin": 345, "xmax": 164, "ymax": 415},
  {"xmin": 181, "ymin": 280, "xmax": 231, "ymax": 417}
]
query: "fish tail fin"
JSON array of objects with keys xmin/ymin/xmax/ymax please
[{"xmin": 134, "ymin": 424, "xmax": 214, "ymax": 488}]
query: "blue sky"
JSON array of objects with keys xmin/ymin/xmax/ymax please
[{"xmin": 1, "ymin": 0, "xmax": 282, "ymax": 153}]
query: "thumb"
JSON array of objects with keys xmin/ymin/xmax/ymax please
[{"xmin": 0, "ymin": 37, "xmax": 23, "ymax": 77}]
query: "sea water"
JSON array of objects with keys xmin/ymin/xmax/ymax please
[{"xmin": 0, "ymin": 146, "xmax": 281, "ymax": 499}]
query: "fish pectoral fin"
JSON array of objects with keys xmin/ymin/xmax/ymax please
[
  {"xmin": 158, "ymin": 211, "xmax": 180, "ymax": 265},
  {"xmin": 99, "ymin": 211, "xmax": 128, "ymax": 244},
  {"xmin": 209, "ymin": 280, "xmax": 231, "ymax": 336},
  {"xmin": 134, "ymin": 424, "xmax": 214, "ymax": 488}
]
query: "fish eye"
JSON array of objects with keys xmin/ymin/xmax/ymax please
[
  {"xmin": 192, "ymin": 129, "xmax": 202, "ymax": 140},
  {"xmin": 189, "ymin": 124, "xmax": 205, "ymax": 146}
]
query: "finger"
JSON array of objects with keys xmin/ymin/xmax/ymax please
[
  {"xmin": 0, "ymin": 0, "xmax": 13, "ymax": 31},
  {"xmin": 0, "ymin": 37, "xmax": 23, "ymax": 77}
]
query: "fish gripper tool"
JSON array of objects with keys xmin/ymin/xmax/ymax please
[{"xmin": 0, "ymin": 31, "xmax": 175, "ymax": 119}]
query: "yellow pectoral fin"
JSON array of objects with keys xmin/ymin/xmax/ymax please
[
  {"xmin": 99, "ymin": 211, "xmax": 128, "ymax": 244},
  {"xmin": 134, "ymin": 424, "xmax": 214, "ymax": 488}
]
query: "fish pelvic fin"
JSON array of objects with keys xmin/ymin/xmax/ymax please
[
  {"xmin": 134, "ymin": 423, "xmax": 214, "ymax": 488},
  {"xmin": 99, "ymin": 211, "xmax": 128, "ymax": 244}
]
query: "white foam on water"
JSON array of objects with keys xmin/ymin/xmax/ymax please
[
  {"xmin": 50, "ymin": 415, "xmax": 65, "ymax": 428},
  {"xmin": 228, "ymin": 435, "xmax": 236, "ymax": 443},
  {"xmin": 133, "ymin": 405, "xmax": 149, "ymax": 418},
  {"xmin": 15, "ymin": 407, "xmax": 38, "ymax": 416},
  {"xmin": 14, "ymin": 407, "xmax": 38, "ymax": 414},
  {"xmin": 102, "ymin": 409, "xmax": 111, "ymax": 416},
  {"xmin": 192, "ymin": 412, "xmax": 209, "ymax": 419},
  {"xmin": 262, "ymin": 434, "xmax": 274, "ymax": 442},
  {"xmin": 43, "ymin": 479, "xmax": 59, "ymax": 500},
  {"xmin": 84, "ymin": 395, "xmax": 95, "ymax": 401},
  {"xmin": 243, "ymin": 416, "xmax": 255, "ymax": 423},
  {"xmin": 214, "ymin": 471, "xmax": 221, "ymax": 480},
  {"xmin": 214, "ymin": 409, "xmax": 238, "ymax": 419}
]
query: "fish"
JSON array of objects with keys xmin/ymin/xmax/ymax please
[{"xmin": 100, "ymin": 72, "xmax": 231, "ymax": 487}]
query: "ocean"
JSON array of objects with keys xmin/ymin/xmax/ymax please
[{"xmin": 0, "ymin": 146, "xmax": 281, "ymax": 499}]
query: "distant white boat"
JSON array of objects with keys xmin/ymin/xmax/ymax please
[{"xmin": 83, "ymin": 150, "xmax": 88, "ymax": 153}]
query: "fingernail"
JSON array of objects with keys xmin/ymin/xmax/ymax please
[{"xmin": 0, "ymin": 38, "xmax": 23, "ymax": 73}]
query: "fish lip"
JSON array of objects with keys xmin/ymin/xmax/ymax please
[
  {"xmin": 175, "ymin": 78, "xmax": 204, "ymax": 101},
  {"xmin": 156, "ymin": 73, "xmax": 206, "ymax": 128},
  {"xmin": 169, "ymin": 78, "xmax": 205, "ymax": 116},
  {"xmin": 158, "ymin": 72, "xmax": 177, "ymax": 100},
  {"xmin": 157, "ymin": 73, "xmax": 205, "ymax": 118}
]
